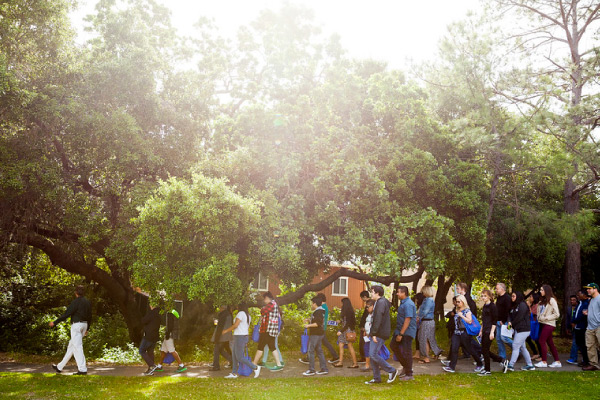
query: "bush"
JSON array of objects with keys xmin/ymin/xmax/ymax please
[{"xmin": 97, "ymin": 343, "xmax": 140, "ymax": 364}]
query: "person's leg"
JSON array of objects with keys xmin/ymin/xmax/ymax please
[
  {"xmin": 71, "ymin": 323, "xmax": 87, "ymax": 372},
  {"xmin": 262, "ymin": 344, "xmax": 269, "ymax": 364},
  {"xmin": 220, "ymin": 341, "xmax": 232, "ymax": 363},
  {"xmin": 418, "ymin": 323, "xmax": 428, "ymax": 357},
  {"xmin": 337, "ymin": 341, "xmax": 345, "ymax": 365},
  {"xmin": 461, "ymin": 333, "xmax": 482, "ymax": 367},
  {"xmin": 389, "ymin": 336, "xmax": 401, "ymax": 364},
  {"xmin": 519, "ymin": 334, "xmax": 532, "ymax": 366},
  {"xmin": 586, "ymin": 328, "xmax": 600, "ymax": 368},
  {"xmin": 496, "ymin": 322, "xmax": 507, "ymax": 360},
  {"xmin": 212, "ymin": 342, "xmax": 222, "ymax": 369},
  {"xmin": 322, "ymin": 335, "xmax": 339, "ymax": 360},
  {"xmin": 253, "ymin": 333, "xmax": 265, "ymax": 365},
  {"xmin": 449, "ymin": 334, "xmax": 460, "ymax": 370},
  {"xmin": 569, "ymin": 331, "xmax": 579, "ymax": 361},
  {"xmin": 316, "ymin": 335, "xmax": 328, "ymax": 371},
  {"xmin": 545, "ymin": 326, "xmax": 560, "ymax": 362},
  {"xmin": 369, "ymin": 339, "xmax": 383, "ymax": 381},
  {"xmin": 236, "ymin": 335, "xmax": 257, "ymax": 371},
  {"xmin": 348, "ymin": 339, "xmax": 358, "ymax": 365},
  {"xmin": 538, "ymin": 324, "xmax": 550, "ymax": 363},
  {"xmin": 482, "ymin": 334, "xmax": 491, "ymax": 371},
  {"xmin": 426, "ymin": 320, "xmax": 442, "ymax": 356},
  {"xmin": 359, "ymin": 334, "xmax": 366, "ymax": 361},
  {"xmin": 308, "ymin": 335, "xmax": 318, "ymax": 371},
  {"xmin": 400, "ymin": 337, "xmax": 413, "ymax": 376},
  {"xmin": 275, "ymin": 335, "xmax": 284, "ymax": 364},
  {"xmin": 575, "ymin": 329, "xmax": 589, "ymax": 365},
  {"xmin": 526, "ymin": 336, "xmax": 538, "ymax": 356},
  {"xmin": 139, "ymin": 338, "xmax": 155, "ymax": 367},
  {"xmin": 231, "ymin": 337, "xmax": 239, "ymax": 374},
  {"xmin": 57, "ymin": 324, "xmax": 77, "ymax": 371},
  {"xmin": 172, "ymin": 351, "xmax": 183, "ymax": 365}
]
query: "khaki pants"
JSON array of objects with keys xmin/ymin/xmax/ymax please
[{"xmin": 586, "ymin": 327, "xmax": 600, "ymax": 368}]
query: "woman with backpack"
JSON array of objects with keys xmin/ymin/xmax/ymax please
[
  {"xmin": 503, "ymin": 291, "xmax": 535, "ymax": 372},
  {"xmin": 223, "ymin": 304, "xmax": 261, "ymax": 379},
  {"xmin": 535, "ymin": 284, "xmax": 562, "ymax": 368},
  {"xmin": 442, "ymin": 295, "xmax": 483, "ymax": 373},
  {"xmin": 333, "ymin": 298, "xmax": 358, "ymax": 368}
]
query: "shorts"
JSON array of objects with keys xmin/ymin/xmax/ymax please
[
  {"xmin": 257, "ymin": 332, "xmax": 276, "ymax": 350},
  {"xmin": 160, "ymin": 338, "xmax": 176, "ymax": 353}
]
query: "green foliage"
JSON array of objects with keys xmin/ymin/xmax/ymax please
[{"xmin": 97, "ymin": 343, "xmax": 140, "ymax": 364}]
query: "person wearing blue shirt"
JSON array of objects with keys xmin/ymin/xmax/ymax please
[
  {"xmin": 416, "ymin": 286, "xmax": 442, "ymax": 363},
  {"xmin": 573, "ymin": 290, "xmax": 590, "ymax": 367},
  {"xmin": 390, "ymin": 286, "xmax": 417, "ymax": 381}
]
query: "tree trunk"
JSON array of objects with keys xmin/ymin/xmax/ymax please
[{"xmin": 434, "ymin": 274, "xmax": 455, "ymax": 321}]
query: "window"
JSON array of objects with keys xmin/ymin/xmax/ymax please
[
  {"xmin": 332, "ymin": 277, "xmax": 348, "ymax": 296},
  {"xmin": 251, "ymin": 272, "xmax": 269, "ymax": 292}
]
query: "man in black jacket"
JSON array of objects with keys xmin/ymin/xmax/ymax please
[
  {"xmin": 50, "ymin": 285, "xmax": 92, "ymax": 375},
  {"xmin": 495, "ymin": 283, "xmax": 513, "ymax": 361},
  {"xmin": 366, "ymin": 285, "xmax": 399, "ymax": 385},
  {"xmin": 140, "ymin": 303, "xmax": 161, "ymax": 375}
]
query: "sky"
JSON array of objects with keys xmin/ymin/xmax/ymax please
[{"xmin": 70, "ymin": 0, "xmax": 483, "ymax": 69}]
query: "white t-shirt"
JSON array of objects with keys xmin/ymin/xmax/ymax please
[{"xmin": 234, "ymin": 311, "xmax": 250, "ymax": 336}]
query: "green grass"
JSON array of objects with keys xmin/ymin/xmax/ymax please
[{"xmin": 1, "ymin": 372, "xmax": 598, "ymax": 400}]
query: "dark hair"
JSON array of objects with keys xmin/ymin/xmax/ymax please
[
  {"xmin": 397, "ymin": 285, "xmax": 409, "ymax": 296},
  {"xmin": 511, "ymin": 291, "xmax": 525, "ymax": 309},
  {"xmin": 311, "ymin": 296, "xmax": 322, "ymax": 306},
  {"xmin": 415, "ymin": 292, "xmax": 425, "ymax": 307},
  {"xmin": 456, "ymin": 282, "xmax": 468, "ymax": 292},
  {"xmin": 238, "ymin": 303, "xmax": 249, "ymax": 315},
  {"xmin": 341, "ymin": 298, "xmax": 355, "ymax": 325},
  {"xmin": 481, "ymin": 289, "xmax": 494, "ymax": 300},
  {"xmin": 570, "ymin": 294, "xmax": 578, "ymax": 300},
  {"xmin": 263, "ymin": 291, "xmax": 274, "ymax": 300},
  {"xmin": 316, "ymin": 293, "xmax": 326, "ymax": 302},
  {"xmin": 360, "ymin": 290, "xmax": 370, "ymax": 299},
  {"xmin": 366, "ymin": 299, "xmax": 375, "ymax": 307},
  {"xmin": 371, "ymin": 285, "xmax": 384, "ymax": 297},
  {"xmin": 577, "ymin": 289, "xmax": 588, "ymax": 297},
  {"xmin": 540, "ymin": 285, "xmax": 555, "ymax": 305},
  {"xmin": 75, "ymin": 285, "xmax": 85, "ymax": 297},
  {"xmin": 532, "ymin": 292, "xmax": 540, "ymax": 304}
]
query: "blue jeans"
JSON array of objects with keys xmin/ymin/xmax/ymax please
[
  {"xmin": 232, "ymin": 335, "xmax": 257, "ymax": 373},
  {"xmin": 496, "ymin": 322, "xmax": 513, "ymax": 359},
  {"xmin": 369, "ymin": 338, "xmax": 395, "ymax": 382},
  {"xmin": 308, "ymin": 334, "xmax": 328, "ymax": 372},
  {"xmin": 569, "ymin": 331, "xmax": 579, "ymax": 361},
  {"xmin": 139, "ymin": 337, "xmax": 156, "ymax": 367}
]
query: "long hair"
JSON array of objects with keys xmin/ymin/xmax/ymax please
[
  {"xmin": 238, "ymin": 303, "xmax": 250, "ymax": 324},
  {"xmin": 540, "ymin": 284, "xmax": 555, "ymax": 305},
  {"xmin": 341, "ymin": 298, "xmax": 356, "ymax": 326}
]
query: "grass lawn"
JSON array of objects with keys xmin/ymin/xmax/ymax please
[{"xmin": 1, "ymin": 372, "xmax": 598, "ymax": 400}]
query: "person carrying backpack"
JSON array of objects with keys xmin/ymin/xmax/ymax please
[{"xmin": 442, "ymin": 295, "xmax": 483, "ymax": 373}]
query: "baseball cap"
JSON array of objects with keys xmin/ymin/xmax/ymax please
[{"xmin": 583, "ymin": 283, "xmax": 599, "ymax": 290}]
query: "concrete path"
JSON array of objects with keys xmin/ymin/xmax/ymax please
[{"xmin": 0, "ymin": 353, "xmax": 583, "ymax": 378}]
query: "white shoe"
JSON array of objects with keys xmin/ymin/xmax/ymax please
[
  {"xmin": 224, "ymin": 373, "xmax": 238, "ymax": 379},
  {"xmin": 253, "ymin": 365, "xmax": 261, "ymax": 378},
  {"xmin": 534, "ymin": 361, "xmax": 548, "ymax": 368},
  {"xmin": 549, "ymin": 361, "xmax": 562, "ymax": 368}
]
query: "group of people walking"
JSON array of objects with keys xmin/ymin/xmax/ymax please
[{"xmin": 49, "ymin": 281, "xmax": 600, "ymax": 380}]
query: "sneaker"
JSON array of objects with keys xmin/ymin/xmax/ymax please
[
  {"xmin": 328, "ymin": 358, "xmax": 340, "ymax": 364},
  {"xmin": 387, "ymin": 369, "xmax": 399, "ymax": 383},
  {"xmin": 72, "ymin": 371, "xmax": 87, "ymax": 375},
  {"xmin": 176, "ymin": 365, "xmax": 187, "ymax": 373},
  {"xmin": 154, "ymin": 365, "xmax": 164, "ymax": 372},
  {"xmin": 505, "ymin": 364, "xmax": 514, "ymax": 373},
  {"xmin": 474, "ymin": 365, "xmax": 484, "ymax": 373},
  {"xmin": 303, "ymin": 370, "xmax": 316, "ymax": 376},
  {"xmin": 502, "ymin": 359, "xmax": 510, "ymax": 373},
  {"xmin": 298, "ymin": 358, "xmax": 309, "ymax": 365},
  {"xmin": 442, "ymin": 366, "xmax": 455, "ymax": 373},
  {"xmin": 398, "ymin": 375, "xmax": 414, "ymax": 381},
  {"xmin": 365, "ymin": 379, "xmax": 382, "ymax": 384},
  {"xmin": 534, "ymin": 361, "xmax": 548, "ymax": 368},
  {"xmin": 144, "ymin": 369, "xmax": 154, "ymax": 376},
  {"xmin": 549, "ymin": 361, "xmax": 562, "ymax": 368},
  {"xmin": 316, "ymin": 370, "xmax": 329, "ymax": 375},
  {"xmin": 521, "ymin": 364, "xmax": 535, "ymax": 371},
  {"xmin": 253, "ymin": 365, "xmax": 262, "ymax": 378},
  {"xmin": 440, "ymin": 360, "xmax": 451, "ymax": 366},
  {"xmin": 270, "ymin": 365, "xmax": 284, "ymax": 372},
  {"xmin": 224, "ymin": 373, "xmax": 238, "ymax": 379},
  {"xmin": 51, "ymin": 364, "xmax": 62, "ymax": 374},
  {"xmin": 566, "ymin": 359, "xmax": 577, "ymax": 365},
  {"xmin": 477, "ymin": 371, "xmax": 491, "ymax": 376}
]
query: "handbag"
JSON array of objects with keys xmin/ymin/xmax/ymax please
[
  {"xmin": 345, "ymin": 330, "xmax": 357, "ymax": 343},
  {"xmin": 237, "ymin": 346, "xmax": 253, "ymax": 377},
  {"xmin": 301, "ymin": 329, "xmax": 309, "ymax": 354},
  {"xmin": 462, "ymin": 310, "xmax": 481, "ymax": 336},
  {"xmin": 252, "ymin": 324, "xmax": 260, "ymax": 343},
  {"xmin": 530, "ymin": 314, "xmax": 540, "ymax": 341},
  {"xmin": 378, "ymin": 344, "xmax": 390, "ymax": 360}
]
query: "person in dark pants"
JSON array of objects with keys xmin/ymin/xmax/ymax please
[
  {"xmin": 573, "ymin": 289, "xmax": 590, "ymax": 367},
  {"xmin": 442, "ymin": 295, "xmax": 483, "ymax": 373},
  {"xmin": 210, "ymin": 305, "xmax": 233, "ymax": 371},
  {"xmin": 301, "ymin": 296, "xmax": 329, "ymax": 376},
  {"xmin": 358, "ymin": 291, "xmax": 370, "ymax": 362},
  {"xmin": 50, "ymin": 285, "xmax": 92, "ymax": 375},
  {"xmin": 525, "ymin": 293, "xmax": 542, "ymax": 360},
  {"xmin": 140, "ymin": 302, "xmax": 161, "ymax": 375},
  {"xmin": 390, "ymin": 286, "xmax": 417, "ymax": 381},
  {"xmin": 478, "ymin": 289, "xmax": 503, "ymax": 375}
]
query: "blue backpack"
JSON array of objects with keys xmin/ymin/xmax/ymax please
[{"xmin": 237, "ymin": 347, "xmax": 253, "ymax": 377}]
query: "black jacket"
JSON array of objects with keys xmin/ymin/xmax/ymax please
[
  {"xmin": 481, "ymin": 302, "xmax": 498, "ymax": 333},
  {"xmin": 496, "ymin": 293, "xmax": 512, "ymax": 323},
  {"xmin": 465, "ymin": 293, "xmax": 478, "ymax": 318},
  {"xmin": 359, "ymin": 306, "xmax": 369, "ymax": 329},
  {"xmin": 141, "ymin": 308, "xmax": 161, "ymax": 342},
  {"xmin": 508, "ymin": 301, "xmax": 530, "ymax": 333},
  {"xmin": 54, "ymin": 296, "xmax": 92, "ymax": 328},
  {"xmin": 370, "ymin": 297, "xmax": 391, "ymax": 340}
]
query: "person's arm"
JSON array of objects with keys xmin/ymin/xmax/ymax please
[
  {"xmin": 457, "ymin": 309, "xmax": 473, "ymax": 324},
  {"xmin": 370, "ymin": 300, "xmax": 383, "ymax": 339},
  {"xmin": 222, "ymin": 317, "xmax": 242, "ymax": 334}
]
